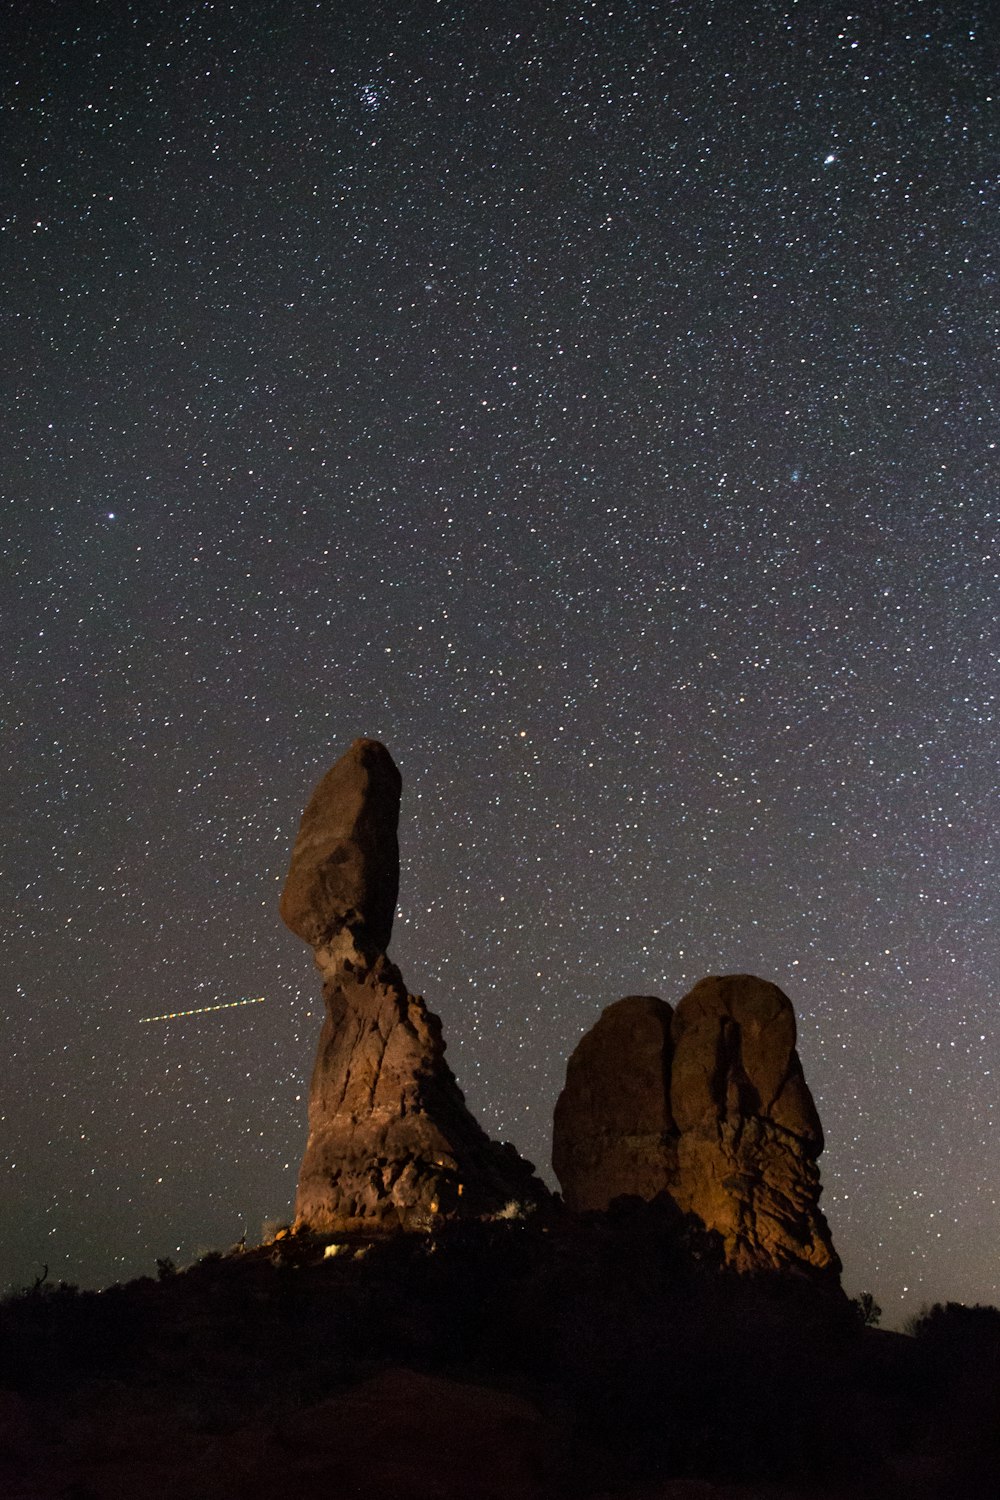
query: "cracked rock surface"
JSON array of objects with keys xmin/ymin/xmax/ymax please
[
  {"xmin": 554, "ymin": 975, "xmax": 840, "ymax": 1276},
  {"xmin": 668, "ymin": 974, "xmax": 838, "ymax": 1274}
]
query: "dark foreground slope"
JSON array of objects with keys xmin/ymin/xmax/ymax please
[{"xmin": 1, "ymin": 1207, "xmax": 996, "ymax": 1499}]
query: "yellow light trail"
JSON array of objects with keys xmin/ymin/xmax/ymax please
[{"xmin": 139, "ymin": 996, "xmax": 265, "ymax": 1024}]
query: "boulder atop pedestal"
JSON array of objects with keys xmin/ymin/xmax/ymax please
[
  {"xmin": 280, "ymin": 737, "xmax": 401, "ymax": 955},
  {"xmin": 552, "ymin": 996, "xmax": 676, "ymax": 1213},
  {"xmin": 282, "ymin": 739, "xmax": 549, "ymax": 1235}
]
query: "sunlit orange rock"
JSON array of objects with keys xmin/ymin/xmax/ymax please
[
  {"xmin": 669, "ymin": 974, "xmax": 838, "ymax": 1274},
  {"xmin": 553, "ymin": 974, "xmax": 840, "ymax": 1277}
]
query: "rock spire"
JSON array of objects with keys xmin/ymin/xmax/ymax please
[{"xmin": 282, "ymin": 739, "xmax": 547, "ymax": 1235}]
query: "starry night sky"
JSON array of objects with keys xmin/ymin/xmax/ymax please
[{"xmin": 3, "ymin": 1, "xmax": 997, "ymax": 1322}]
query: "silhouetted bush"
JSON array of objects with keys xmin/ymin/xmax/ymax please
[
  {"xmin": 851, "ymin": 1289, "xmax": 881, "ymax": 1326},
  {"xmin": 909, "ymin": 1299, "xmax": 1000, "ymax": 1356}
]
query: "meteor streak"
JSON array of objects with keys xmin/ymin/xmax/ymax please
[{"xmin": 139, "ymin": 996, "xmax": 265, "ymax": 1023}]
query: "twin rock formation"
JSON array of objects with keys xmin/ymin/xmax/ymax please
[
  {"xmin": 553, "ymin": 986, "xmax": 837, "ymax": 1273},
  {"xmin": 281, "ymin": 739, "xmax": 839, "ymax": 1276}
]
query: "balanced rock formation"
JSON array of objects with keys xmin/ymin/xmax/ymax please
[
  {"xmin": 283, "ymin": 738, "xmax": 547, "ymax": 1235},
  {"xmin": 553, "ymin": 974, "xmax": 839, "ymax": 1276},
  {"xmin": 552, "ymin": 996, "xmax": 676, "ymax": 1213}
]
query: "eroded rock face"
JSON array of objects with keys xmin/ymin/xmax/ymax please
[
  {"xmin": 283, "ymin": 739, "xmax": 547, "ymax": 1234},
  {"xmin": 669, "ymin": 975, "xmax": 838, "ymax": 1275},
  {"xmin": 552, "ymin": 975, "xmax": 839, "ymax": 1276},
  {"xmin": 294, "ymin": 940, "xmax": 544, "ymax": 1233},
  {"xmin": 552, "ymin": 996, "xmax": 676, "ymax": 1213}
]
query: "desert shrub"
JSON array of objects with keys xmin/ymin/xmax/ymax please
[
  {"xmin": 851, "ymin": 1290, "xmax": 881, "ymax": 1326},
  {"xmin": 909, "ymin": 1300, "xmax": 1000, "ymax": 1353}
]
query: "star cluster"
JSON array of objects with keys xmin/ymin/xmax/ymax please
[{"xmin": 2, "ymin": 1, "xmax": 997, "ymax": 1321}]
